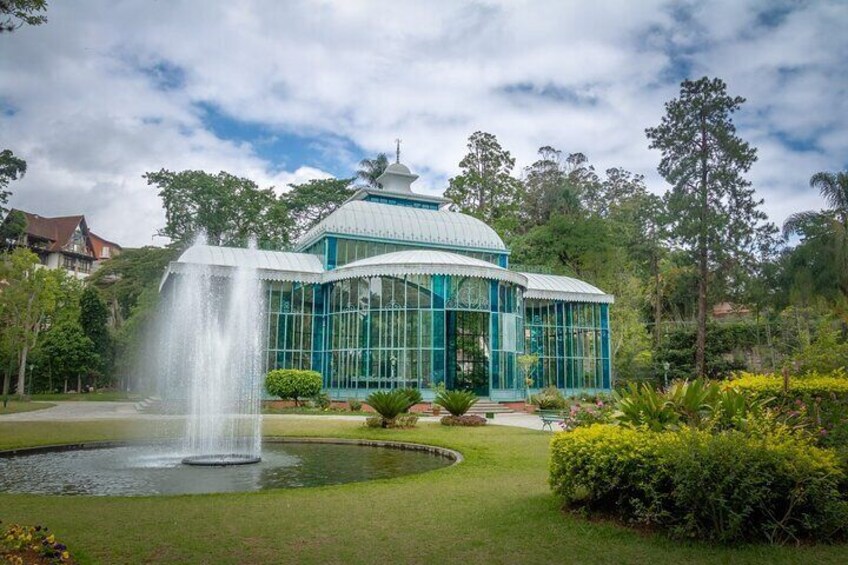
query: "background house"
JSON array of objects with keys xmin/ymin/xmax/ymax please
[{"xmin": 2, "ymin": 209, "xmax": 122, "ymax": 278}]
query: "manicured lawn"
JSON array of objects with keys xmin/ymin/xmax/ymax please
[
  {"xmin": 262, "ymin": 406, "xmax": 371, "ymax": 416},
  {"xmin": 0, "ymin": 401, "xmax": 54, "ymax": 415},
  {"xmin": 0, "ymin": 419, "xmax": 845, "ymax": 564},
  {"xmin": 29, "ymin": 391, "xmax": 139, "ymax": 402}
]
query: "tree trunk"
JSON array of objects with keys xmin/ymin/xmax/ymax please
[
  {"xmin": 653, "ymin": 252, "xmax": 662, "ymax": 347},
  {"xmin": 77, "ymin": 374, "xmax": 82, "ymax": 394},
  {"xmin": 64, "ymin": 377, "xmax": 68, "ymax": 393},
  {"xmin": 16, "ymin": 344, "xmax": 29, "ymax": 399},
  {"xmin": 695, "ymin": 113, "xmax": 709, "ymax": 377},
  {"xmin": 2, "ymin": 368, "xmax": 10, "ymax": 407}
]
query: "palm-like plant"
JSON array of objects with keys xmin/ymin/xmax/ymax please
[
  {"xmin": 356, "ymin": 153, "xmax": 389, "ymax": 188},
  {"xmin": 783, "ymin": 171, "xmax": 848, "ymax": 295},
  {"xmin": 366, "ymin": 390, "xmax": 409, "ymax": 426},
  {"xmin": 435, "ymin": 390, "xmax": 478, "ymax": 416}
]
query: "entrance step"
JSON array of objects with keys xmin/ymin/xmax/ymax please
[
  {"xmin": 467, "ymin": 399, "xmax": 514, "ymax": 415},
  {"xmin": 134, "ymin": 396, "xmax": 161, "ymax": 413}
]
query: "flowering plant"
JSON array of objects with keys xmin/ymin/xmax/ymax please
[
  {"xmin": 559, "ymin": 400, "xmax": 613, "ymax": 431},
  {"xmin": 1, "ymin": 522, "xmax": 72, "ymax": 564}
]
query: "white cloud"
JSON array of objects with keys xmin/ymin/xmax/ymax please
[{"xmin": 1, "ymin": 0, "xmax": 846, "ymax": 246}]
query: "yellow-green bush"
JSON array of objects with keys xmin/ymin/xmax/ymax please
[
  {"xmin": 727, "ymin": 370, "xmax": 848, "ymax": 448},
  {"xmin": 549, "ymin": 424, "xmax": 848, "ymax": 544}
]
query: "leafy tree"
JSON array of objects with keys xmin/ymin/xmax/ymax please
[
  {"xmin": 144, "ymin": 169, "xmax": 290, "ymax": 248},
  {"xmin": 39, "ymin": 321, "xmax": 99, "ymax": 393},
  {"xmin": 89, "ymin": 246, "xmax": 178, "ymax": 323},
  {"xmin": 265, "ymin": 369, "xmax": 322, "ymax": 406},
  {"xmin": 783, "ymin": 171, "xmax": 848, "ymax": 305},
  {"xmin": 0, "ymin": 0, "xmax": 47, "ymax": 33},
  {"xmin": 79, "ymin": 286, "xmax": 111, "ymax": 379},
  {"xmin": 445, "ymin": 131, "xmax": 523, "ymax": 234},
  {"xmin": 520, "ymin": 147, "xmax": 585, "ymax": 230},
  {"xmin": 646, "ymin": 77, "xmax": 776, "ymax": 376},
  {"xmin": 519, "ymin": 213, "xmax": 617, "ymax": 280},
  {"xmin": 283, "ymin": 177, "xmax": 355, "ymax": 241},
  {"xmin": 0, "ymin": 149, "xmax": 26, "ymax": 215},
  {"xmin": 356, "ymin": 153, "xmax": 389, "ymax": 187},
  {"xmin": 0, "ymin": 209, "xmax": 26, "ymax": 250},
  {"xmin": 0, "ymin": 248, "xmax": 58, "ymax": 398}
]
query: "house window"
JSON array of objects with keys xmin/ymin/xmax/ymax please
[
  {"xmin": 101, "ymin": 246, "xmax": 110, "ymax": 259},
  {"xmin": 62, "ymin": 255, "xmax": 75, "ymax": 270}
]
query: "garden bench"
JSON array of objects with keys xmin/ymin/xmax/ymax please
[{"xmin": 539, "ymin": 409, "xmax": 564, "ymax": 431}]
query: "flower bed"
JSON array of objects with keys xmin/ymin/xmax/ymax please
[{"xmin": 0, "ymin": 522, "xmax": 73, "ymax": 564}]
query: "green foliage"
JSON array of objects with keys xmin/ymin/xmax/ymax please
[
  {"xmin": 647, "ymin": 77, "xmax": 778, "ymax": 376},
  {"xmin": 0, "ymin": 0, "xmax": 48, "ymax": 33},
  {"xmin": 356, "ymin": 153, "xmax": 389, "ymax": 187},
  {"xmin": 445, "ymin": 131, "xmax": 523, "ymax": 234},
  {"xmin": 793, "ymin": 324, "xmax": 848, "ymax": 374},
  {"xmin": 37, "ymin": 322, "xmax": 99, "ymax": 393},
  {"xmin": 549, "ymin": 425, "xmax": 848, "ymax": 543},
  {"xmin": 0, "ymin": 209, "xmax": 26, "ymax": 250},
  {"xmin": 264, "ymin": 369, "xmax": 322, "ymax": 407},
  {"xmin": 0, "ymin": 149, "xmax": 26, "ymax": 217},
  {"xmin": 398, "ymin": 387, "xmax": 422, "ymax": 412},
  {"xmin": 309, "ymin": 391, "xmax": 331, "ymax": 410},
  {"xmin": 613, "ymin": 383, "xmax": 679, "ymax": 431},
  {"xmin": 144, "ymin": 169, "xmax": 290, "ymax": 248},
  {"xmin": 365, "ymin": 390, "xmax": 412, "ymax": 426},
  {"xmin": 434, "ymin": 389, "xmax": 478, "ymax": 416},
  {"xmin": 79, "ymin": 286, "xmax": 111, "ymax": 379},
  {"xmin": 347, "ymin": 398, "xmax": 362, "ymax": 411},
  {"xmin": 282, "ymin": 177, "xmax": 355, "ymax": 241},
  {"xmin": 654, "ymin": 322, "xmax": 758, "ymax": 380},
  {"xmin": 530, "ymin": 386, "xmax": 566, "ymax": 410}
]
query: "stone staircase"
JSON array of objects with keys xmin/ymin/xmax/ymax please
[
  {"xmin": 134, "ymin": 396, "xmax": 161, "ymax": 413},
  {"xmin": 466, "ymin": 398, "xmax": 514, "ymax": 416}
]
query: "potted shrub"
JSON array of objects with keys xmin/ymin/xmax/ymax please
[
  {"xmin": 265, "ymin": 369, "xmax": 322, "ymax": 407},
  {"xmin": 435, "ymin": 390, "xmax": 485, "ymax": 426}
]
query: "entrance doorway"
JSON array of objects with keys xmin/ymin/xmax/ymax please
[{"xmin": 446, "ymin": 311, "xmax": 489, "ymax": 396}]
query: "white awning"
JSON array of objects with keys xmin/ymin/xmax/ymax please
[
  {"xmin": 325, "ymin": 250, "xmax": 527, "ymax": 287},
  {"xmin": 521, "ymin": 273, "xmax": 614, "ymax": 304}
]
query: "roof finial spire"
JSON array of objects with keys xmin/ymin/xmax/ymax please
[{"xmin": 395, "ymin": 138, "xmax": 402, "ymax": 164}]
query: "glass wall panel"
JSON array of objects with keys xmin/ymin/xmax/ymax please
[
  {"xmin": 327, "ymin": 237, "xmax": 507, "ymax": 268},
  {"xmin": 266, "ymin": 281, "xmax": 315, "ymax": 372},
  {"xmin": 524, "ymin": 300, "xmax": 610, "ymax": 391}
]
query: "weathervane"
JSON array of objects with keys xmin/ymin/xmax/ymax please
[{"xmin": 395, "ymin": 138, "xmax": 402, "ymax": 163}]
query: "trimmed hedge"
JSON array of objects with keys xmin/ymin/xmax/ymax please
[
  {"xmin": 265, "ymin": 369, "xmax": 323, "ymax": 406},
  {"xmin": 550, "ymin": 425, "xmax": 848, "ymax": 544}
]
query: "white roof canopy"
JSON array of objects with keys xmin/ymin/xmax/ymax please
[
  {"xmin": 162, "ymin": 247, "xmax": 613, "ymax": 304},
  {"xmin": 325, "ymin": 250, "xmax": 527, "ymax": 287},
  {"xmin": 521, "ymin": 273, "xmax": 614, "ymax": 304},
  {"xmin": 294, "ymin": 200, "xmax": 507, "ymax": 253}
]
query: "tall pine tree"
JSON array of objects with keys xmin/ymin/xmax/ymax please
[{"xmin": 646, "ymin": 77, "xmax": 775, "ymax": 376}]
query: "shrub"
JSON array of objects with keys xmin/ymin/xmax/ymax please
[
  {"xmin": 531, "ymin": 386, "xmax": 567, "ymax": 410},
  {"xmin": 441, "ymin": 414, "xmax": 486, "ymax": 426},
  {"xmin": 310, "ymin": 392, "xmax": 331, "ymax": 410},
  {"xmin": 549, "ymin": 425, "xmax": 848, "ymax": 544},
  {"xmin": 398, "ymin": 387, "xmax": 423, "ymax": 412},
  {"xmin": 366, "ymin": 390, "xmax": 411, "ymax": 427},
  {"xmin": 435, "ymin": 390, "xmax": 478, "ymax": 416},
  {"xmin": 727, "ymin": 371, "xmax": 848, "ymax": 447},
  {"xmin": 347, "ymin": 398, "xmax": 362, "ymax": 411},
  {"xmin": 265, "ymin": 369, "xmax": 322, "ymax": 407},
  {"xmin": 613, "ymin": 383, "xmax": 679, "ymax": 431},
  {"xmin": 561, "ymin": 401, "xmax": 613, "ymax": 430},
  {"xmin": 364, "ymin": 411, "xmax": 417, "ymax": 429}
]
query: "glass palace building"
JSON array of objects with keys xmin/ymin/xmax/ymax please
[{"xmin": 163, "ymin": 162, "xmax": 614, "ymax": 401}]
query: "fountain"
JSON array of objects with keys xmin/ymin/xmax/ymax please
[{"xmin": 156, "ymin": 238, "xmax": 264, "ymax": 466}]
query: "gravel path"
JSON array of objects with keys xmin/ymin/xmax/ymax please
[{"xmin": 0, "ymin": 401, "xmax": 549, "ymax": 431}]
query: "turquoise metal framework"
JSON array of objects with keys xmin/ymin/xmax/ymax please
[{"xmin": 166, "ymin": 164, "xmax": 613, "ymax": 401}]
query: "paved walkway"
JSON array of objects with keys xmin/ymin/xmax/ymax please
[{"xmin": 0, "ymin": 401, "xmax": 549, "ymax": 431}]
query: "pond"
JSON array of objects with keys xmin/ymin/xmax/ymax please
[{"xmin": 0, "ymin": 440, "xmax": 457, "ymax": 496}]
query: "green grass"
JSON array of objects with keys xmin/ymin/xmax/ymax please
[
  {"xmin": 262, "ymin": 406, "xmax": 371, "ymax": 416},
  {"xmin": 29, "ymin": 391, "xmax": 139, "ymax": 402},
  {"xmin": 0, "ymin": 401, "xmax": 54, "ymax": 415},
  {"xmin": 0, "ymin": 419, "xmax": 845, "ymax": 564}
]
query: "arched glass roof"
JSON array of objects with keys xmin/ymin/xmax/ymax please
[
  {"xmin": 162, "ymin": 245, "xmax": 323, "ymax": 288},
  {"xmin": 294, "ymin": 200, "xmax": 507, "ymax": 253},
  {"xmin": 521, "ymin": 272, "xmax": 614, "ymax": 304},
  {"xmin": 325, "ymin": 250, "xmax": 527, "ymax": 286}
]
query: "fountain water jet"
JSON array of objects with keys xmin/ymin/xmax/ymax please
[{"xmin": 156, "ymin": 237, "xmax": 264, "ymax": 466}]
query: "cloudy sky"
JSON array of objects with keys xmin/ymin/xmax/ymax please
[{"xmin": 2, "ymin": 0, "xmax": 847, "ymax": 247}]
